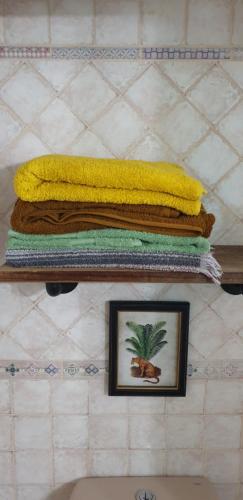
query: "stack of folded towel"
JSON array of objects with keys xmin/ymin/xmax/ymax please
[{"xmin": 6, "ymin": 155, "xmax": 221, "ymax": 282}]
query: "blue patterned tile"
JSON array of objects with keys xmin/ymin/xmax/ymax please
[
  {"xmin": 52, "ymin": 47, "xmax": 139, "ymax": 60},
  {"xmin": 142, "ymin": 47, "xmax": 231, "ymax": 60},
  {"xmin": 85, "ymin": 363, "xmax": 99, "ymax": 375},
  {"xmin": 45, "ymin": 363, "xmax": 58, "ymax": 376},
  {"xmin": 5, "ymin": 363, "xmax": 20, "ymax": 376}
]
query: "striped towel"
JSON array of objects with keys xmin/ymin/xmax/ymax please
[{"xmin": 6, "ymin": 249, "xmax": 222, "ymax": 283}]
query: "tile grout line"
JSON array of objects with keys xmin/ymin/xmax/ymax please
[
  {"xmin": 138, "ymin": 0, "xmax": 144, "ymax": 47},
  {"xmin": 230, "ymin": 0, "xmax": 236, "ymax": 47},
  {"xmin": 10, "ymin": 379, "xmax": 17, "ymax": 499},
  {"xmin": 184, "ymin": 0, "xmax": 190, "ymax": 46},
  {"xmin": 50, "ymin": 380, "xmax": 56, "ymax": 489}
]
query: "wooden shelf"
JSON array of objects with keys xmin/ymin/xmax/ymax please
[{"xmin": 0, "ymin": 246, "xmax": 242, "ymax": 284}]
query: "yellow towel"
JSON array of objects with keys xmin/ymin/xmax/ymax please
[{"xmin": 14, "ymin": 155, "xmax": 205, "ymax": 215}]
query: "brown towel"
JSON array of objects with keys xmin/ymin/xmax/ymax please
[{"xmin": 11, "ymin": 199, "xmax": 215, "ymax": 238}]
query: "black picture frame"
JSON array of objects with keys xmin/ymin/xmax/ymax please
[{"xmin": 109, "ymin": 300, "xmax": 189, "ymax": 397}]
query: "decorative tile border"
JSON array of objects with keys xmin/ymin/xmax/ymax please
[
  {"xmin": 52, "ymin": 47, "xmax": 139, "ymax": 59},
  {"xmin": 187, "ymin": 360, "xmax": 243, "ymax": 379},
  {"xmin": 0, "ymin": 46, "xmax": 243, "ymax": 60},
  {"xmin": 0, "ymin": 360, "xmax": 243, "ymax": 379},
  {"xmin": 0, "ymin": 360, "xmax": 108, "ymax": 379},
  {"xmin": 0, "ymin": 46, "xmax": 51, "ymax": 58},
  {"xmin": 143, "ymin": 47, "xmax": 230, "ymax": 60}
]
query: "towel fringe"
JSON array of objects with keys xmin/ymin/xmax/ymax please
[{"xmin": 200, "ymin": 252, "xmax": 222, "ymax": 284}]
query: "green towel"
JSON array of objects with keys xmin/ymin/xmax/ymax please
[{"xmin": 7, "ymin": 229, "xmax": 210, "ymax": 254}]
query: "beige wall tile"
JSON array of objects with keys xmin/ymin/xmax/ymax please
[
  {"xmin": 190, "ymin": 307, "xmax": 230, "ymax": 358},
  {"xmin": 0, "ymin": 131, "xmax": 49, "ymax": 167},
  {"xmin": 4, "ymin": 0, "xmax": 49, "ymax": 45},
  {"xmin": 54, "ymin": 449, "xmax": 88, "ymax": 483},
  {"xmin": 205, "ymin": 450, "xmax": 240, "ymax": 483},
  {"xmin": 92, "ymin": 99, "xmax": 146, "ymax": 157},
  {"xmin": 38, "ymin": 288, "xmax": 85, "ymax": 331},
  {"xmin": 0, "ymin": 0, "xmax": 3, "ymax": 44},
  {"xmin": 203, "ymin": 191, "xmax": 238, "ymax": 243},
  {"xmin": 155, "ymin": 101, "xmax": 208, "ymax": 155},
  {"xmin": 0, "ymin": 65, "xmax": 53, "ymax": 125},
  {"xmin": 0, "ymin": 106, "xmax": 21, "ymax": 151},
  {"xmin": 187, "ymin": 0, "xmax": 231, "ymax": 45},
  {"xmin": 129, "ymin": 415, "xmax": 166, "ymax": 449},
  {"xmin": 95, "ymin": 60, "xmax": 146, "ymax": 92},
  {"xmin": 128, "ymin": 396, "xmax": 165, "ymax": 414},
  {"xmin": 50, "ymin": 0, "xmax": 93, "ymax": 45},
  {"xmin": 129, "ymin": 134, "xmax": 177, "ymax": 163},
  {"xmin": 215, "ymin": 163, "xmax": 243, "ymax": 219},
  {"xmin": 0, "ymin": 487, "xmax": 15, "ymax": 500},
  {"xmin": 16, "ymin": 485, "xmax": 52, "ymax": 500},
  {"xmin": 0, "ymin": 452, "xmax": 13, "ymax": 485},
  {"xmin": 125, "ymin": 66, "xmax": 180, "ymax": 121},
  {"xmin": 89, "ymin": 377, "xmax": 128, "ymax": 415},
  {"xmin": 186, "ymin": 132, "xmax": 238, "ymax": 187},
  {"xmin": 129, "ymin": 449, "xmax": 166, "ymax": 476},
  {"xmin": 232, "ymin": 0, "xmax": 243, "ymax": 45},
  {"xmin": 167, "ymin": 449, "xmax": 203, "ymax": 475},
  {"xmin": 166, "ymin": 380, "xmax": 205, "ymax": 415},
  {"xmin": 211, "ymin": 293, "xmax": 243, "ymax": 333},
  {"xmin": 210, "ymin": 335, "xmax": 243, "ymax": 361},
  {"xmin": 218, "ymin": 102, "xmax": 243, "ymax": 156},
  {"xmin": 68, "ymin": 313, "xmax": 106, "ymax": 358},
  {"xmin": 9, "ymin": 308, "xmax": 58, "ymax": 358},
  {"xmin": 63, "ymin": 64, "xmax": 116, "ymax": 125},
  {"xmin": 96, "ymin": 0, "xmax": 139, "ymax": 45},
  {"xmin": 216, "ymin": 221, "xmax": 243, "ymax": 246},
  {"xmin": 161, "ymin": 61, "xmax": 211, "ymax": 93},
  {"xmin": 214, "ymin": 483, "xmax": 239, "ymax": 500},
  {"xmin": 16, "ymin": 450, "xmax": 52, "ymax": 484},
  {"xmin": 90, "ymin": 415, "xmax": 128, "ymax": 449},
  {"xmin": 90, "ymin": 450, "xmax": 128, "ymax": 476},
  {"xmin": 167, "ymin": 415, "xmax": 203, "ymax": 449},
  {"xmin": 69, "ymin": 130, "xmax": 114, "ymax": 159},
  {"xmin": 0, "ymin": 416, "xmax": 11, "ymax": 451},
  {"xmin": 143, "ymin": 0, "xmax": 186, "ymax": 45},
  {"xmin": 188, "ymin": 66, "xmax": 240, "ymax": 124},
  {"xmin": 206, "ymin": 381, "xmax": 243, "ymax": 414},
  {"xmin": 0, "ymin": 381, "xmax": 10, "ymax": 413},
  {"xmin": 204, "ymin": 415, "xmax": 241, "ymax": 449},
  {"xmin": 33, "ymin": 60, "xmax": 81, "ymax": 92},
  {"xmin": 222, "ymin": 61, "xmax": 243, "ymax": 90},
  {"xmin": 34, "ymin": 98, "xmax": 84, "ymax": 152},
  {"xmin": 0, "ymin": 335, "xmax": 31, "ymax": 361},
  {"xmin": 53, "ymin": 415, "xmax": 88, "ymax": 448},
  {"xmin": 160, "ymin": 284, "xmax": 207, "ymax": 320},
  {"xmin": 40, "ymin": 336, "xmax": 87, "ymax": 361},
  {"xmin": 52, "ymin": 380, "xmax": 89, "ymax": 414},
  {"xmin": 13, "ymin": 381, "xmax": 50, "ymax": 415},
  {"xmin": 15, "ymin": 417, "xmax": 51, "ymax": 450},
  {"xmin": 240, "ymin": 449, "xmax": 243, "ymax": 481}
]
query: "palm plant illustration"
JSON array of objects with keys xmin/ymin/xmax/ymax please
[
  {"xmin": 125, "ymin": 320, "xmax": 168, "ymax": 383},
  {"xmin": 125, "ymin": 320, "xmax": 167, "ymax": 360}
]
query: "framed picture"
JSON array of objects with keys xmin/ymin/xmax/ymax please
[{"xmin": 109, "ymin": 301, "xmax": 189, "ymax": 397}]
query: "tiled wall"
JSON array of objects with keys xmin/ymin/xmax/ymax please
[
  {"xmin": 0, "ymin": 0, "xmax": 243, "ymax": 47},
  {"xmin": 0, "ymin": 2, "xmax": 243, "ymax": 500}
]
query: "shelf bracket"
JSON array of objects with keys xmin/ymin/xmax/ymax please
[
  {"xmin": 221, "ymin": 284, "xmax": 243, "ymax": 295},
  {"xmin": 45, "ymin": 282, "xmax": 78, "ymax": 297}
]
